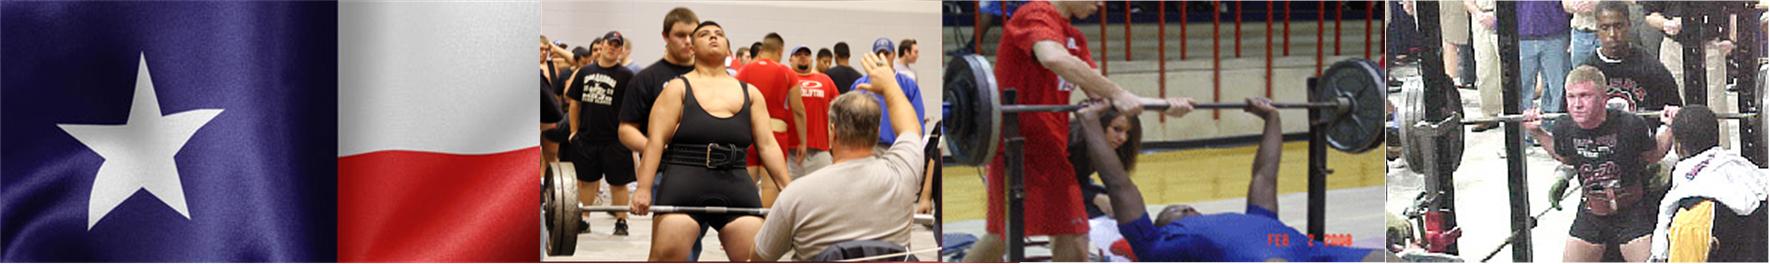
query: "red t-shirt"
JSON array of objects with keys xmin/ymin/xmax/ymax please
[
  {"xmin": 736, "ymin": 59, "xmax": 798, "ymax": 165},
  {"xmin": 987, "ymin": 0, "xmax": 1093, "ymax": 236},
  {"xmin": 794, "ymin": 72, "xmax": 836, "ymax": 150}
]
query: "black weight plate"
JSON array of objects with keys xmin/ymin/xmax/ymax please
[
  {"xmin": 1318, "ymin": 59, "xmax": 1387, "ymax": 153},
  {"xmin": 1398, "ymin": 78, "xmax": 1465, "ymax": 174},
  {"xmin": 942, "ymin": 54, "xmax": 1000, "ymax": 166},
  {"xmin": 546, "ymin": 162, "xmax": 579, "ymax": 256}
]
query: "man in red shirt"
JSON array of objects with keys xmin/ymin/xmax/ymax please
[
  {"xmin": 788, "ymin": 46, "xmax": 835, "ymax": 177},
  {"xmin": 735, "ymin": 32, "xmax": 803, "ymax": 208},
  {"xmin": 966, "ymin": 1, "xmax": 1196, "ymax": 262}
]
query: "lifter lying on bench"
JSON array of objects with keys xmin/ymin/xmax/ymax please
[{"xmin": 1078, "ymin": 97, "xmax": 1390, "ymax": 262}]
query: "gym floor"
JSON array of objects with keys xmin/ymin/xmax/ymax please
[{"xmin": 940, "ymin": 139, "xmax": 1390, "ymax": 256}]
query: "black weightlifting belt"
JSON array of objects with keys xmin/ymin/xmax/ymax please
[{"xmin": 665, "ymin": 143, "xmax": 747, "ymax": 169}]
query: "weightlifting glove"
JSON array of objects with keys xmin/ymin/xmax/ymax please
[{"xmin": 1548, "ymin": 166, "xmax": 1574, "ymax": 211}]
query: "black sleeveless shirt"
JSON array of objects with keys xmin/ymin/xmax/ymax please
[{"xmin": 670, "ymin": 76, "xmax": 753, "ymax": 148}]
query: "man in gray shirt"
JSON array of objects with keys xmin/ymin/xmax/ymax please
[{"xmin": 750, "ymin": 53, "xmax": 925, "ymax": 261}]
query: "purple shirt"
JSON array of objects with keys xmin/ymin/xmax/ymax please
[{"xmin": 1518, "ymin": 1, "xmax": 1570, "ymax": 38}]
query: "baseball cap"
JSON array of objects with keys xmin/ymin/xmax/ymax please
[
  {"xmin": 872, "ymin": 37, "xmax": 894, "ymax": 54},
  {"xmin": 601, "ymin": 31, "xmax": 625, "ymax": 46},
  {"xmin": 792, "ymin": 45, "xmax": 811, "ymax": 56}
]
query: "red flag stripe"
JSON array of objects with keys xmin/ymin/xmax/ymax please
[{"xmin": 338, "ymin": 147, "xmax": 539, "ymax": 262}]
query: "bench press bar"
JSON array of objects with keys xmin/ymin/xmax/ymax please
[{"xmin": 580, "ymin": 205, "xmax": 935, "ymax": 226}]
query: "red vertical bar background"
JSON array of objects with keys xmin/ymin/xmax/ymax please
[
  {"xmin": 1182, "ymin": 2, "xmax": 1189, "ymax": 60},
  {"xmin": 1316, "ymin": 1, "xmax": 1325, "ymax": 76},
  {"xmin": 1266, "ymin": 0, "xmax": 1274, "ymax": 98},
  {"xmin": 1212, "ymin": 0, "xmax": 1221, "ymax": 120},
  {"xmin": 974, "ymin": 1, "xmax": 981, "ymax": 53},
  {"xmin": 1124, "ymin": 1, "xmax": 1131, "ymax": 61},
  {"xmin": 1335, "ymin": 1, "xmax": 1344, "ymax": 56},
  {"xmin": 1283, "ymin": 2, "xmax": 1291, "ymax": 56},
  {"xmin": 1234, "ymin": 1, "xmax": 1243, "ymax": 58},
  {"xmin": 1364, "ymin": 1, "xmax": 1374, "ymax": 59},
  {"xmin": 1377, "ymin": 1, "xmax": 1385, "ymax": 61},
  {"xmin": 1159, "ymin": 1, "xmax": 1168, "ymax": 123}
]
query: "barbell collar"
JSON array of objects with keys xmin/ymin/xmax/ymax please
[{"xmin": 1411, "ymin": 112, "xmax": 1465, "ymax": 137}]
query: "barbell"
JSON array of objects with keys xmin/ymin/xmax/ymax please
[
  {"xmin": 581, "ymin": 205, "xmax": 767, "ymax": 215},
  {"xmin": 542, "ymin": 162, "xmax": 937, "ymax": 256},
  {"xmin": 578, "ymin": 205, "xmax": 935, "ymax": 226},
  {"xmin": 941, "ymin": 54, "xmax": 1389, "ymax": 165},
  {"xmin": 1458, "ymin": 111, "xmax": 1757, "ymax": 124},
  {"xmin": 995, "ymin": 100, "xmax": 1344, "ymax": 113},
  {"xmin": 1395, "ymin": 81, "xmax": 1769, "ymax": 174}
]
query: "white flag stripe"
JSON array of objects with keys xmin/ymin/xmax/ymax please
[{"xmin": 338, "ymin": 1, "xmax": 540, "ymax": 156}]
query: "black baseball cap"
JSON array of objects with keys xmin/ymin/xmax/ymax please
[{"xmin": 601, "ymin": 31, "xmax": 625, "ymax": 46}]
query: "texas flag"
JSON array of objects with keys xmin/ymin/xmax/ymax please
[{"xmin": 2, "ymin": 1, "xmax": 538, "ymax": 262}]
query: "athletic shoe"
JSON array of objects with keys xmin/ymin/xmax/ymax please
[{"xmin": 613, "ymin": 219, "xmax": 629, "ymax": 236}]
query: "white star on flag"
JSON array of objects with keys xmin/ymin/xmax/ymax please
[{"xmin": 57, "ymin": 54, "xmax": 223, "ymax": 229}]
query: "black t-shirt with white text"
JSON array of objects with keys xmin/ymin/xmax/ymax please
[
  {"xmin": 569, "ymin": 63, "xmax": 634, "ymax": 144},
  {"xmin": 1551, "ymin": 109, "xmax": 1654, "ymax": 189}
]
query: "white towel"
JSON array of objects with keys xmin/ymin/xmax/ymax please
[{"xmin": 1649, "ymin": 148, "xmax": 1769, "ymax": 261}]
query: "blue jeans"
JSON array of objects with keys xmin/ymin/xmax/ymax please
[
  {"xmin": 1520, "ymin": 35, "xmax": 1571, "ymax": 114},
  {"xmin": 1570, "ymin": 30, "xmax": 1598, "ymax": 67}
]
